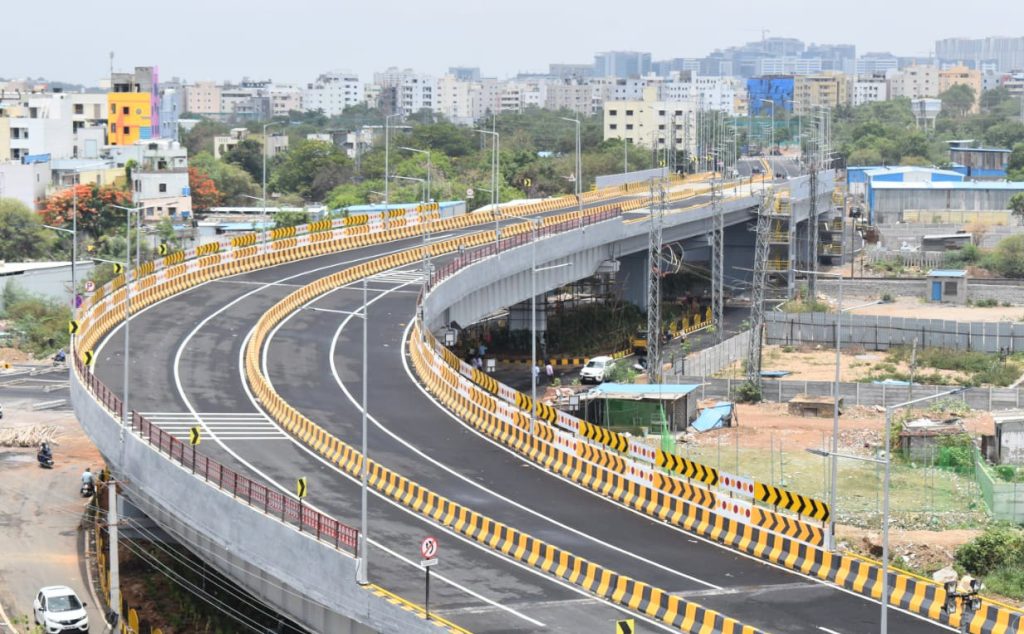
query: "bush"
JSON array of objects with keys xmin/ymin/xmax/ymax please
[
  {"xmin": 972, "ymin": 298, "xmax": 999, "ymax": 308},
  {"xmin": 734, "ymin": 380, "xmax": 762, "ymax": 403},
  {"xmin": 0, "ymin": 283, "xmax": 71, "ymax": 356},
  {"xmin": 605, "ymin": 361, "xmax": 638, "ymax": 384},
  {"xmin": 955, "ymin": 526, "xmax": 1024, "ymax": 577}
]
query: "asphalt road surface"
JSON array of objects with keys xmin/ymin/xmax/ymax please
[{"xmin": 92, "ymin": 207, "xmax": 950, "ymax": 633}]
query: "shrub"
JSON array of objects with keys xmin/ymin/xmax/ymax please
[
  {"xmin": 605, "ymin": 361, "xmax": 638, "ymax": 384},
  {"xmin": 734, "ymin": 380, "xmax": 762, "ymax": 403},
  {"xmin": 955, "ymin": 526, "xmax": 1024, "ymax": 577}
]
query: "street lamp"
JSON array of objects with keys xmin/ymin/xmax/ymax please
[
  {"xmin": 759, "ymin": 99, "xmax": 776, "ymax": 156},
  {"xmin": 559, "ymin": 116, "xmax": 583, "ymax": 214},
  {"xmin": 301, "ymin": 278, "xmax": 370, "ymax": 584},
  {"xmin": 398, "ymin": 146, "xmax": 431, "ymax": 203},
  {"xmin": 241, "ymin": 194, "xmax": 276, "ymax": 237},
  {"xmin": 52, "ymin": 162, "xmax": 109, "ymax": 313},
  {"xmin": 383, "ymin": 114, "xmax": 403, "ymax": 228},
  {"xmin": 793, "ymin": 268, "xmax": 842, "ymax": 549},
  {"xmin": 262, "ymin": 122, "xmax": 283, "ymax": 245},
  {"xmin": 42, "ymin": 224, "xmax": 77, "ymax": 311},
  {"xmin": 475, "ymin": 129, "xmax": 500, "ymax": 245},
  {"xmin": 392, "ymin": 175, "xmax": 430, "ymax": 293},
  {"xmin": 785, "ymin": 100, "xmax": 802, "ymax": 159},
  {"xmin": 806, "ymin": 386, "xmax": 967, "ymax": 634}
]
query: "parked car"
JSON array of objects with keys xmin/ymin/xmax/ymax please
[
  {"xmin": 580, "ymin": 356, "xmax": 613, "ymax": 384},
  {"xmin": 33, "ymin": 586, "xmax": 88, "ymax": 633}
]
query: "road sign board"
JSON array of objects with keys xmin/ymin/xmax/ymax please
[
  {"xmin": 523, "ymin": 177, "xmax": 532, "ymax": 188},
  {"xmin": 113, "ymin": 263, "xmax": 124, "ymax": 275},
  {"xmin": 83, "ymin": 350, "xmax": 95, "ymax": 366},
  {"xmin": 297, "ymin": 477, "xmax": 308, "ymax": 498},
  {"xmin": 189, "ymin": 426, "xmax": 201, "ymax": 446},
  {"xmin": 420, "ymin": 559, "xmax": 438, "ymax": 568},
  {"xmin": 466, "ymin": 188, "xmax": 475, "ymax": 198},
  {"xmin": 420, "ymin": 536, "xmax": 438, "ymax": 560},
  {"xmin": 68, "ymin": 320, "xmax": 79, "ymax": 335},
  {"xmin": 616, "ymin": 618, "xmax": 635, "ymax": 634},
  {"xmin": 85, "ymin": 280, "xmax": 95, "ymax": 293},
  {"xmin": 158, "ymin": 243, "xmax": 169, "ymax": 256}
]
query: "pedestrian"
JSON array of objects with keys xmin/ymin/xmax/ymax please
[
  {"xmin": 545, "ymin": 362, "xmax": 554, "ymax": 383},
  {"xmin": 478, "ymin": 342, "xmax": 487, "ymax": 357},
  {"xmin": 532, "ymin": 364, "xmax": 540, "ymax": 384}
]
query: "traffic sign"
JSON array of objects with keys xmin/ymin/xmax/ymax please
[
  {"xmin": 82, "ymin": 350, "xmax": 95, "ymax": 366},
  {"xmin": 523, "ymin": 177, "xmax": 532, "ymax": 188},
  {"xmin": 158, "ymin": 243, "xmax": 169, "ymax": 256},
  {"xmin": 68, "ymin": 320, "xmax": 79, "ymax": 335},
  {"xmin": 85, "ymin": 280, "xmax": 95, "ymax": 293},
  {"xmin": 189, "ymin": 426, "xmax": 201, "ymax": 446},
  {"xmin": 113, "ymin": 263, "xmax": 124, "ymax": 275},
  {"xmin": 616, "ymin": 618, "xmax": 635, "ymax": 634},
  {"xmin": 420, "ymin": 536, "xmax": 438, "ymax": 560},
  {"xmin": 296, "ymin": 477, "xmax": 308, "ymax": 498},
  {"xmin": 466, "ymin": 188, "xmax": 475, "ymax": 198}
]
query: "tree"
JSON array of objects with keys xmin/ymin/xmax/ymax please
[
  {"xmin": 271, "ymin": 140, "xmax": 353, "ymax": 201},
  {"xmin": 273, "ymin": 211, "xmax": 309, "ymax": 228},
  {"xmin": 188, "ymin": 166, "xmax": 221, "ymax": 213},
  {"xmin": 41, "ymin": 184, "xmax": 132, "ymax": 237},
  {"xmin": 0, "ymin": 198, "xmax": 55, "ymax": 260},
  {"xmin": 225, "ymin": 138, "xmax": 265, "ymax": 182},
  {"xmin": 990, "ymin": 234, "xmax": 1024, "ymax": 277},
  {"xmin": 939, "ymin": 84, "xmax": 977, "ymax": 118},
  {"xmin": 1009, "ymin": 192, "xmax": 1024, "ymax": 226},
  {"xmin": 182, "ymin": 118, "xmax": 230, "ymax": 156},
  {"xmin": 190, "ymin": 152, "xmax": 260, "ymax": 205}
]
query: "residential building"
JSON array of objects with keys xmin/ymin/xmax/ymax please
[
  {"xmin": 213, "ymin": 128, "xmax": 248, "ymax": 159},
  {"xmin": 436, "ymin": 74, "xmax": 476, "ymax": 124},
  {"xmin": 746, "ymin": 76, "xmax": 795, "ymax": 115},
  {"xmin": 132, "ymin": 168, "xmax": 191, "ymax": 221},
  {"xmin": 184, "ymin": 81, "xmax": 223, "ymax": 115},
  {"xmin": 448, "ymin": 67, "xmax": 480, "ymax": 82},
  {"xmin": 0, "ymin": 160, "xmax": 51, "ymax": 208},
  {"xmin": 593, "ymin": 51, "xmax": 651, "ymax": 78},
  {"xmin": 851, "ymin": 74, "xmax": 890, "ymax": 106},
  {"xmin": 265, "ymin": 132, "xmax": 289, "ymax": 157},
  {"xmin": 302, "ymin": 71, "xmax": 363, "ymax": 117},
  {"xmin": 544, "ymin": 80, "xmax": 592, "ymax": 116},
  {"xmin": 373, "ymin": 68, "xmax": 436, "ymax": 116},
  {"xmin": 548, "ymin": 63, "xmax": 593, "ymax": 81},
  {"xmin": 602, "ymin": 87, "xmax": 695, "ymax": 153},
  {"xmin": 0, "ymin": 93, "xmax": 76, "ymax": 161},
  {"xmin": 938, "ymin": 65, "xmax": 982, "ymax": 111},
  {"xmin": 651, "ymin": 58, "xmax": 702, "ymax": 77},
  {"xmin": 269, "ymin": 84, "xmax": 303, "ymax": 117},
  {"xmin": 756, "ymin": 56, "xmax": 822, "ymax": 76},
  {"xmin": 658, "ymin": 74, "xmax": 737, "ymax": 114},
  {"xmin": 107, "ymin": 92, "xmax": 153, "ymax": 145},
  {"xmin": 890, "ymin": 65, "xmax": 940, "ymax": 99},
  {"xmin": 936, "ymin": 37, "xmax": 1024, "ymax": 73},
  {"xmin": 158, "ymin": 86, "xmax": 183, "ymax": 140},
  {"xmin": 793, "ymin": 72, "xmax": 849, "ymax": 114}
]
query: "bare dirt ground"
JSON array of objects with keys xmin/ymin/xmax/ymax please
[
  {"xmin": 847, "ymin": 297, "xmax": 1024, "ymax": 322},
  {"xmin": 0, "ymin": 406, "xmax": 105, "ymax": 631},
  {"xmin": 0, "ymin": 346, "xmax": 36, "ymax": 365}
]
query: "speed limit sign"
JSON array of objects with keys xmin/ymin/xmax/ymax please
[
  {"xmin": 85, "ymin": 280, "xmax": 96, "ymax": 293},
  {"xmin": 420, "ymin": 536, "xmax": 438, "ymax": 561}
]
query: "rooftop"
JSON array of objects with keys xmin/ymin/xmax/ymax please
[
  {"xmin": 585, "ymin": 383, "xmax": 699, "ymax": 401},
  {"xmin": 927, "ymin": 269, "xmax": 967, "ymax": 278},
  {"xmin": 870, "ymin": 180, "xmax": 1024, "ymax": 191}
]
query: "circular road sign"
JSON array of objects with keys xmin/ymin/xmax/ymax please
[
  {"xmin": 466, "ymin": 188, "xmax": 475, "ymax": 198},
  {"xmin": 85, "ymin": 280, "xmax": 96, "ymax": 293},
  {"xmin": 420, "ymin": 536, "xmax": 439, "ymax": 560}
]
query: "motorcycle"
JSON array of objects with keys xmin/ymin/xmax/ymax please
[
  {"xmin": 80, "ymin": 481, "xmax": 95, "ymax": 497},
  {"xmin": 37, "ymin": 452, "xmax": 54, "ymax": 469}
]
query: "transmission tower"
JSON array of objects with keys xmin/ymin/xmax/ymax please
[
  {"xmin": 746, "ymin": 188, "xmax": 775, "ymax": 387},
  {"xmin": 647, "ymin": 179, "xmax": 666, "ymax": 384},
  {"xmin": 710, "ymin": 178, "xmax": 724, "ymax": 343}
]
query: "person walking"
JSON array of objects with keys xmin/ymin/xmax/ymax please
[{"xmin": 545, "ymin": 362, "xmax": 555, "ymax": 384}]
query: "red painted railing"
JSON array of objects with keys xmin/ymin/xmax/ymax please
[{"xmin": 76, "ymin": 358, "xmax": 360, "ymax": 555}]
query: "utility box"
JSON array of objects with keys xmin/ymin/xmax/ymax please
[{"xmin": 926, "ymin": 269, "xmax": 967, "ymax": 304}]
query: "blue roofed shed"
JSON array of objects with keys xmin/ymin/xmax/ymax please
[{"xmin": 926, "ymin": 269, "xmax": 967, "ymax": 304}]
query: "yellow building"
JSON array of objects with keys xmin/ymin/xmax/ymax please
[
  {"xmin": 939, "ymin": 65, "xmax": 982, "ymax": 113},
  {"xmin": 793, "ymin": 72, "xmax": 848, "ymax": 115},
  {"xmin": 107, "ymin": 92, "xmax": 152, "ymax": 145}
]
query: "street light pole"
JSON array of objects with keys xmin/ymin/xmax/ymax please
[
  {"xmin": 759, "ymin": 99, "xmax": 775, "ymax": 156},
  {"xmin": 392, "ymin": 175, "xmax": 429, "ymax": 293},
  {"xmin": 398, "ymin": 147, "xmax": 431, "ymax": 203},
  {"xmin": 384, "ymin": 114, "xmax": 402, "ymax": 227},
  {"xmin": 475, "ymin": 129, "xmax": 501, "ymax": 245},
  {"xmin": 560, "ymin": 117, "xmax": 582, "ymax": 213},
  {"xmin": 262, "ymin": 122, "xmax": 283, "ymax": 245}
]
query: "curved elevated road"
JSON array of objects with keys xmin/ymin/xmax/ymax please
[{"xmin": 95, "ymin": 200, "xmax": 948, "ymax": 633}]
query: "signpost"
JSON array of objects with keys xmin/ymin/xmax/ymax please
[
  {"xmin": 85, "ymin": 280, "xmax": 95, "ymax": 293},
  {"xmin": 189, "ymin": 426, "xmax": 200, "ymax": 473},
  {"xmin": 616, "ymin": 618, "xmax": 635, "ymax": 634},
  {"xmin": 420, "ymin": 536, "xmax": 439, "ymax": 620},
  {"xmin": 296, "ymin": 477, "xmax": 308, "ymax": 532}
]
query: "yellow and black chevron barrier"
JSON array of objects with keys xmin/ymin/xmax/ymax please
[
  {"xmin": 230, "ymin": 233, "xmax": 258, "ymax": 248},
  {"xmin": 755, "ymin": 482, "xmax": 831, "ymax": 523}
]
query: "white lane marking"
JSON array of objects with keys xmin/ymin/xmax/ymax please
[
  {"xmin": 818, "ymin": 628, "xmax": 843, "ymax": 634},
  {"xmin": 395, "ymin": 321, "xmax": 960, "ymax": 632},
  {"xmin": 271, "ymin": 275, "xmax": 720, "ymax": 591},
  {"xmin": 154, "ymin": 261, "xmax": 550, "ymax": 629}
]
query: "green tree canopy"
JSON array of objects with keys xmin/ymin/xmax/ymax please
[
  {"xmin": 190, "ymin": 152, "xmax": 260, "ymax": 206},
  {"xmin": 989, "ymin": 234, "xmax": 1024, "ymax": 276},
  {"xmin": 271, "ymin": 140, "xmax": 354, "ymax": 201},
  {"xmin": 1009, "ymin": 192, "xmax": 1024, "ymax": 225},
  {"xmin": 939, "ymin": 84, "xmax": 977, "ymax": 118},
  {"xmin": 0, "ymin": 198, "xmax": 55, "ymax": 261},
  {"xmin": 224, "ymin": 138, "xmax": 266, "ymax": 182}
]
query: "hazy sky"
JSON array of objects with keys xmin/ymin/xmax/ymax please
[{"xmin": 6, "ymin": 0, "xmax": 1024, "ymax": 86}]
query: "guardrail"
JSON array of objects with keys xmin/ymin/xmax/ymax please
[{"xmin": 76, "ymin": 357, "xmax": 360, "ymax": 554}]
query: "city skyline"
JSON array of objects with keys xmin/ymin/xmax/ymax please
[{"xmin": 4, "ymin": 0, "xmax": 1024, "ymax": 86}]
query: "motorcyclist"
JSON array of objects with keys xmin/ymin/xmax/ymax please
[
  {"xmin": 38, "ymin": 442, "xmax": 53, "ymax": 464},
  {"xmin": 81, "ymin": 468, "xmax": 94, "ymax": 487},
  {"xmin": 53, "ymin": 349, "xmax": 66, "ymax": 364}
]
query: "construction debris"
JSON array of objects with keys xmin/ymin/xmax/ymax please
[{"xmin": 0, "ymin": 424, "xmax": 61, "ymax": 447}]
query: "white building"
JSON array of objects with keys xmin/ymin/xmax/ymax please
[
  {"xmin": 0, "ymin": 93, "xmax": 76, "ymax": 161},
  {"xmin": 184, "ymin": 81, "xmax": 223, "ymax": 115},
  {"xmin": 658, "ymin": 74, "xmax": 736, "ymax": 114},
  {"xmin": 302, "ymin": 71, "xmax": 363, "ymax": 117},
  {"xmin": 890, "ymin": 65, "xmax": 940, "ymax": 99},
  {"xmin": 852, "ymin": 74, "xmax": 890, "ymax": 106},
  {"xmin": 132, "ymin": 169, "xmax": 191, "ymax": 221},
  {"xmin": 373, "ymin": 68, "xmax": 437, "ymax": 116},
  {"xmin": 602, "ymin": 88, "xmax": 696, "ymax": 152}
]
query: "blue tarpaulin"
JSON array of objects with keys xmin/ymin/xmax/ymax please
[
  {"xmin": 690, "ymin": 402, "xmax": 732, "ymax": 432},
  {"xmin": 760, "ymin": 370, "xmax": 791, "ymax": 378}
]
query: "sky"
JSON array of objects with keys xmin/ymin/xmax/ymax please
[{"xmin": 5, "ymin": 0, "xmax": 1024, "ymax": 86}]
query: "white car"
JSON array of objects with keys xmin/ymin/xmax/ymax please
[
  {"xmin": 33, "ymin": 586, "xmax": 89, "ymax": 633},
  {"xmin": 580, "ymin": 356, "xmax": 613, "ymax": 384}
]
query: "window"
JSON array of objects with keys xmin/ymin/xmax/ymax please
[
  {"xmin": 123, "ymin": 127, "xmax": 130, "ymax": 136},
  {"xmin": 608, "ymin": 109, "xmax": 617, "ymax": 116},
  {"xmin": 123, "ymin": 107, "xmax": 129, "ymax": 115},
  {"xmin": 609, "ymin": 123, "xmax": 617, "ymax": 130},
  {"xmin": 134, "ymin": 180, "xmax": 141, "ymax": 192},
  {"xmin": 658, "ymin": 124, "xmax": 665, "ymax": 130},
  {"xmin": 74, "ymin": 104, "xmax": 84, "ymax": 115},
  {"xmin": 944, "ymin": 281, "xmax": 958, "ymax": 296},
  {"xmin": 625, "ymin": 109, "xmax": 634, "ymax": 116},
  {"xmin": 110, "ymin": 104, "xmax": 116, "ymax": 114},
  {"xmin": 110, "ymin": 123, "xmax": 117, "ymax": 133},
  {"xmin": 159, "ymin": 183, "xmax": 167, "ymax": 193},
  {"xmin": 658, "ymin": 110, "xmax": 666, "ymax": 116},
  {"xmin": 625, "ymin": 124, "xmax": 633, "ymax": 130},
  {"xmin": 675, "ymin": 110, "xmax": 683, "ymax": 116}
]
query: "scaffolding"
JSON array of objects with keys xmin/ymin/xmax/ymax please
[
  {"xmin": 647, "ymin": 179, "xmax": 666, "ymax": 384},
  {"xmin": 746, "ymin": 188, "xmax": 776, "ymax": 387}
]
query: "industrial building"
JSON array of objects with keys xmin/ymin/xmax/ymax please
[{"xmin": 868, "ymin": 180, "xmax": 1024, "ymax": 224}]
